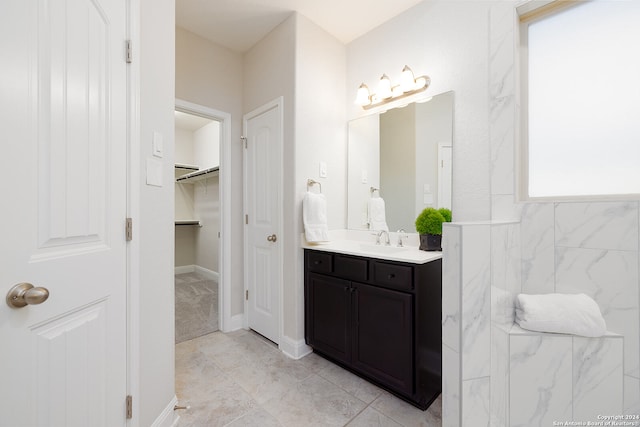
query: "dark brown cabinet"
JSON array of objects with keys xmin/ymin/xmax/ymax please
[{"xmin": 304, "ymin": 249, "xmax": 442, "ymax": 410}]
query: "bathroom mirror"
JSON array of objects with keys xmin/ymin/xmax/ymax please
[{"xmin": 347, "ymin": 91, "xmax": 453, "ymax": 232}]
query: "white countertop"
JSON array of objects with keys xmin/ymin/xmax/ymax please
[{"xmin": 301, "ymin": 230, "xmax": 442, "ymax": 264}]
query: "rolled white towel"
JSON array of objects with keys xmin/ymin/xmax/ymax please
[{"xmin": 515, "ymin": 293, "xmax": 607, "ymax": 337}]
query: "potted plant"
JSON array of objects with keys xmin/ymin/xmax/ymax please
[{"xmin": 415, "ymin": 207, "xmax": 452, "ymax": 251}]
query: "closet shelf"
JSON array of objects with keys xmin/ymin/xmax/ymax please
[
  {"xmin": 175, "ymin": 163, "xmax": 199, "ymax": 172},
  {"xmin": 175, "ymin": 220, "xmax": 202, "ymax": 227},
  {"xmin": 176, "ymin": 166, "xmax": 219, "ymax": 184}
]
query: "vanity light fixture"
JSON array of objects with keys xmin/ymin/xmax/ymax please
[{"xmin": 355, "ymin": 65, "xmax": 431, "ymax": 110}]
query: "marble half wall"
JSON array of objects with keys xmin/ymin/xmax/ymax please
[{"xmin": 442, "ymin": 222, "xmax": 491, "ymax": 427}]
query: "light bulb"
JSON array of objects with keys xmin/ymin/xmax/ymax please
[
  {"xmin": 377, "ymin": 74, "xmax": 392, "ymax": 99},
  {"xmin": 354, "ymin": 83, "xmax": 371, "ymax": 106},
  {"xmin": 400, "ymin": 65, "xmax": 416, "ymax": 92}
]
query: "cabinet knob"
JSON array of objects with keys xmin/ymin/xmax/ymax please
[
  {"xmin": 388, "ymin": 273, "xmax": 396, "ymax": 279},
  {"xmin": 314, "ymin": 260, "xmax": 322, "ymax": 265}
]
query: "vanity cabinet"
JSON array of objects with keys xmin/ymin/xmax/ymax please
[{"xmin": 304, "ymin": 249, "xmax": 442, "ymax": 410}]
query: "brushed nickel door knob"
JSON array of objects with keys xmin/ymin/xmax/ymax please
[
  {"xmin": 6, "ymin": 283, "xmax": 50, "ymax": 308},
  {"xmin": 266, "ymin": 234, "xmax": 277, "ymax": 242}
]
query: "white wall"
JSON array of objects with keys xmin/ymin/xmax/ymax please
[
  {"xmin": 347, "ymin": 114, "xmax": 380, "ymax": 229},
  {"xmin": 346, "ymin": 1, "xmax": 492, "ymax": 222},
  {"xmin": 293, "ymin": 14, "xmax": 347, "ymax": 343},
  {"xmin": 193, "ymin": 121, "xmax": 221, "ymax": 273},
  {"xmin": 194, "ymin": 177, "xmax": 220, "ymax": 272},
  {"xmin": 138, "ymin": 0, "xmax": 177, "ymax": 425},
  {"xmin": 175, "ymin": 127, "xmax": 194, "ymax": 164},
  {"xmin": 244, "ymin": 12, "xmax": 347, "ymax": 346},
  {"xmin": 194, "ymin": 121, "xmax": 220, "ymax": 169},
  {"xmin": 414, "ymin": 93, "xmax": 453, "ymax": 213},
  {"xmin": 244, "ymin": 15, "xmax": 297, "ymax": 340},
  {"xmin": 380, "ymin": 105, "xmax": 416, "ymax": 231},
  {"xmin": 175, "ymin": 27, "xmax": 244, "ymax": 315},
  {"xmin": 174, "ymin": 128, "xmax": 196, "ymax": 222}
]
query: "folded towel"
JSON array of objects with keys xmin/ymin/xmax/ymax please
[
  {"xmin": 368, "ymin": 196, "xmax": 388, "ymax": 232},
  {"xmin": 303, "ymin": 191, "xmax": 329, "ymax": 243},
  {"xmin": 515, "ymin": 293, "xmax": 606, "ymax": 337}
]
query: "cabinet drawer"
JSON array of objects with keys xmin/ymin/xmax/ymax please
[
  {"xmin": 334, "ymin": 255, "xmax": 368, "ymax": 282},
  {"xmin": 306, "ymin": 251, "xmax": 333, "ymax": 274},
  {"xmin": 373, "ymin": 262, "xmax": 413, "ymax": 291}
]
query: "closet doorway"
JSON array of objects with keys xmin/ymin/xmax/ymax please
[{"xmin": 174, "ymin": 100, "xmax": 232, "ymax": 342}]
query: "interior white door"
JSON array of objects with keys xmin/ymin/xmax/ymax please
[
  {"xmin": 0, "ymin": 1, "xmax": 128, "ymax": 426},
  {"xmin": 243, "ymin": 100, "xmax": 282, "ymax": 344},
  {"xmin": 438, "ymin": 142, "xmax": 453, "ymax": 209}
]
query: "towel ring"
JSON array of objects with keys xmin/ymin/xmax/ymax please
[{"xmin": 307, "ymin": 179, "xmax": 322, "ymax": 193}]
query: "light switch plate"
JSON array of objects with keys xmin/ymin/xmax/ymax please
[
  {"xmin": 319, "ymin": 161, "xmax": 327, "ymax": 178},
  {"xmin": 146, "ymin": 158, "xmax": 163, "ymax": 187},
  {"xmin": 361, "ymin": 170, "xmax": 368, "ymax": 184},
  {"xmin": 152, "ymin": 131, "xmax": 163, "ymax": 158}
]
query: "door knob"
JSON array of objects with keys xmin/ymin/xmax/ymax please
[
  {"xmin": 6, "ymin": 283, "xmax": 50, "ymax": 308},
  {"xmin": 266, "ymin": 234, "xmax": 277, "ymax": 242}
]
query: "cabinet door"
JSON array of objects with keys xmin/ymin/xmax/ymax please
[
  {"xmin": 306, "ymin": 273, "xmax": 351, "ymax": 364},
  {"xmin": 352, "ymin": 282, "xmax": 414, "ymax": 396}
]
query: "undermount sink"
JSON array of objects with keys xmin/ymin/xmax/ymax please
[{"xmin": 359, "ymin": 243, "xmax": 409, "ymax": 254}]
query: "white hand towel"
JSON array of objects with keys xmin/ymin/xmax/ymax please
[
  {"xmin": 368, "ymin": 196, "xmax": 388, "ymax": 232},
  {"xmin": 303, "ymin": 191, "xmax": 329, "ymax": 243},
  {"xmin": 515, "ymin": 293, "xmax": 607, "ymax": 337}
]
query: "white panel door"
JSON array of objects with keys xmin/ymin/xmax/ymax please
[
  {"xmin": 0, "ymin": 1, "xmax": 128, "ymax": 426},
  {"xmin": 243, "ymin": 100, "xmax": 282, "ymax": 344},
  {"xmin": 438, "ymin": 142, "xmax": 452, "ymax": 209}
]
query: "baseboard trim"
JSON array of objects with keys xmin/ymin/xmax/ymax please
[
  {"xmin": 222, "ymin": 313, "xmax": 244, "ymax": 333},
  {"xmin": 279, "ymin": 335, "xmax": 312, "ymax": 360},
  {"xmin": 175, "ymin": 265, "xmax": 220, "ymax": 281},
  {"xmin": 150, "ymin": 395, "xmax": 179, "ymax": 427},
  {"xmin": 174, "ymin": 265, "xmax": 195, "ymax": 275},
  {"xmin": 194, "ymin": 265, "xmax": 219, "ymax": 281}
]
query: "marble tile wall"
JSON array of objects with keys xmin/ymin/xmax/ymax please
[
  {"xmin": 490, "ymin": 222, "xmax": 521, "ymax": 328},
  {"xmin": 489, "ymin": 221, "xmax": 520, "ymax": 427},
  {"xmin": 508, "ymin": 329, "xmax": 623, "ymax": 425},
  {"xmin": 485, "ymin": 0, "xmax": 640, "ymax": 421},
  {"xmin": 442, "ymin": 223, "xmax": 491, "ymax": 427},
  {"xmin": 520, "ymin": 201, "xmax": 640, "ymax": 417},
  {"xmin": 489, "ymin": 1, "xmax": 518, "ymax": 223}
]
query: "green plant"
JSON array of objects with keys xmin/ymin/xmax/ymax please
[
  {"xmin": 415, "ymin": 208, "xmax": 445, "ymax": 235},
  {"xmin": 438, "ymin": 208, "xmax": 452, "ymax": 222}
]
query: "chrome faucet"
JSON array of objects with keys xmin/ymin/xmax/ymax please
[
  {"xmin": 376, "ymin": 230, "xmax": 390, "ymax": 246},
  {"xmin": 396, "ymin": 229, "xmax": 407, "ymax": 247}
]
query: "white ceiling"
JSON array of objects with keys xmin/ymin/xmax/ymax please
[
  {"xmin": 176, "ymin": 0, "xmax": 426, "ymax": 53},
  {"xmin": 174, "ymin": 110, "xmax": 214, "ymax": 131}
]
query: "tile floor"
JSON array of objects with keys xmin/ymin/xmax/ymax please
[
  {"xmin": 175, "ymin": 329, "xmax": 442, "ymax": 426},
  {"xmin": 175, "ymin": 273, "xmax": 218, "ymax": 343}
]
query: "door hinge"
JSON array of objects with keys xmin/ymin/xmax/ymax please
[
  {"xmin": 126, "ymin": 40, "xmax": 133, "ymax": 63},
  {"xmin": 126, "ymin": 218, "xmax": 133, "ymax": 241},
  {"xmin": 126, "ymin": 395, "xmax": 133, "ymax": 419},
  {"xmin": 245, "ymin": 214, "xmax": 248, "ymax": 225},
  {"xmin": 241, "ymin": 136, "xmax": 247, "ymax": 148},
  {"xmin": 245, "ymin": 290, "xmax": 249, "ymax": 300}
]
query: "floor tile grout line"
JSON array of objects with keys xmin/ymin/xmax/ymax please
[{"xmin": 176, "ymin": 330, "xmax": 441, "ymax": 426}]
